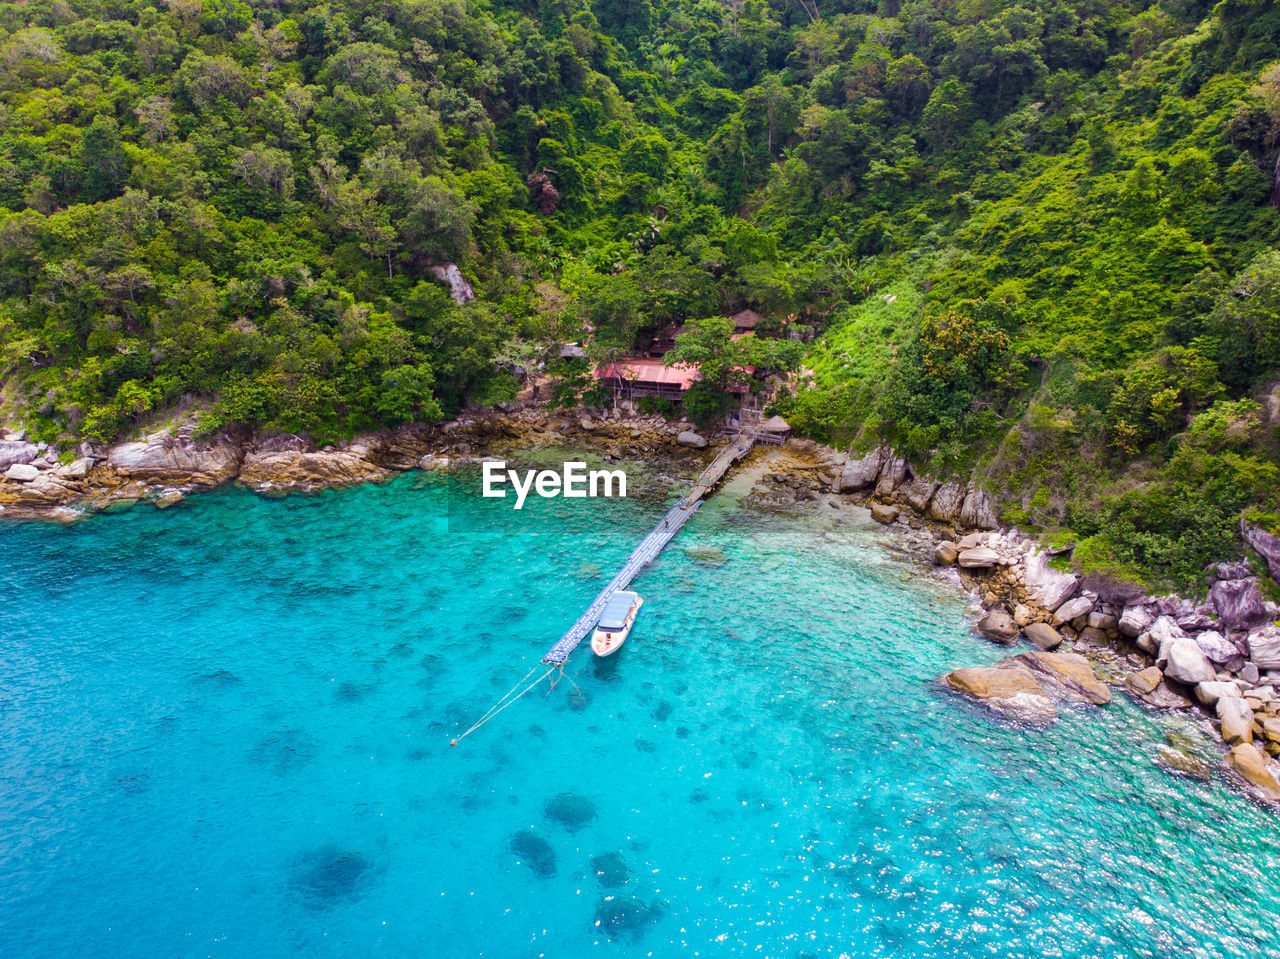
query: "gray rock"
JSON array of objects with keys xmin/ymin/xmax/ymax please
[
  {"xmin": 1248, "ymin": 624, "xmax": 1280, "ymax": 670},
  {"xmin": 1217, "ymin": 696, "xmax": 1257, "ymax": 745},
  {"xmin": 959, "ymin": 489, "xmax": 998, "ymax": 530},
  {"xmin": 928, "ymin": 483, "xmax": 965, "ymax": 523},
  {"xmin": 838, "ymin": 448, "xmax": 885, "ymax": 492},
  {"xmin": 4, "ymin": 463, "xmax": 39, "ymax": 482},
  {"xmin": 1023, "ymin": 622, "xmax": 1063, "ymax": 650},
  {"xmin": 1162, "ymin": 636, "xmax": 1217, "ymax": 686},
  {"xmin": 1024, "ymin": 549, "xmax": 1080, "ymax": 611},
  {"xmin": 1149, "ymin": 615, "xmax": 1190, "ymax": 659},
  {"xmin": 676, "ymin": 430, "xmax": 707, "ymax": 449},
  {"xmin": 1239, "ymin": 662, "xmax": 1261, "ymax": 686},
  {"xmin": 1194, "ymin": 680, "xmax": 1242, "ymax": 707},
  {"xmin": 1192, "ymin": 630, "xmax": 1242, "ymax": 666},
  {"xmin": 1242, "ymin": 520, "xmax": 1280, "ymax": 584},
  {"xmin": 1052, "ymin": 596, "xmax": 1094, "ymax": 626},
  {"xmin": 55, "ymin": 457, "xmax": 93, "ymax": 480},
  {"xmin": 108, "ymin": 435, "xmax": 241, "ymax": 486},
  {"xmin": 1087, "ymin": 611, "xmax": 1119, "ymax": 631},
  {"xmin": 957, "ymin": 531, "xmax": 987, "ymax": 550},
  {"xmin": 1215, "ymin": 560, "xmax": 1253, "ymax": 582},
  {"xmin": 1118, "ymin": 604, "xmax": 1154, "ymax": 638},
  {"xmin": 978, "ymin": 610, "xmax": 1019, "ymax": 644},
  {"xmin": 900, "ymin": 477, "xmax": 939, "ymax": 512},
  {"xmin": 0, "ymin": 440, "xmax": 38, "ymax": 470},
  {"xmin": 874, "ymin": 454, "xmax": 907, "ymax": 498},
  {"xmin": 958, "ymin": 546, "xmax": 999, "ymax": 569},
  {"xmin": 1209, "ymin": 577, "xmax": 1270, "ymax": 631}
]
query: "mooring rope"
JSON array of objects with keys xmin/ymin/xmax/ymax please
[{"xmin": 450, "ymin": 666, "xmax": 555, "ymax": 746}]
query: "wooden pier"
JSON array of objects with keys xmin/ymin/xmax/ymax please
[{"xmin": 541, "ymin": 431, "xmax": 756, "ymax": 666}]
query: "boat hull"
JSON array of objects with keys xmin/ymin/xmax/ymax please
[{"xmin": 591, "ymin": 597, "xmax": 643, "ymax": 657}]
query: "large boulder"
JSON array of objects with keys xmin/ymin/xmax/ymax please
[
  {"xmin": 957, "ymin": 546, "xmax": 999, "ymax": 569},
  {"xmin": 1242, "ymin": 520, "xmax": 1280, "ymax": 584},
  {"xmin": 1192, "ymin": 630, "xmax": 1242, "ymax": 667},
  {"xmin": 1023, "ymin": 622, "xmax": 1064, "ymax": 650},
  {"xmin": 1118, "ymin": 604, "xmax": 1154, "ymax": 638},
  {"xmin": 942, "ymin": 666, "xmax": 1057, "ymax": 726},
  {"xmin": 0, "ymin": 440, "xmax": 37, "ymax": 471},
  {"xmin": 1126, "ymin": 666, "xmax": 1163, "ymax": 696},
  {"xmin": 1052, "ymin": 595, "xmax": 1094, "ymax": 626},
  {"xmin": 959, "ymin": 489, "xmax": 998, "ymax": 530},
  {"xmin": 873, "ymin": 454, "xmax": 907, "ymax": 498},
  {"xmin": 1247, "ymin": 625, "xmax": 1280, "ymax": 670},
  {"xmin": 1161, "ymin": 636, "xmax": 1217, "ymax": 686},
  {"xmin": 4, "ymin": 462, "xmax": 39, "ymax": 482},
  {"xmin": 239, "ymin": 448, "xmax": 386, "ymax": 490},
  {"xmin": 928, "ymin": 483, "xmax": 965, "ymax": 523},
  {"xmin": 869, "ymin": 502, "xmax": 899, "ymax": 524},
  {"xmin": 977, "ymin": 610, "xmax": 1019, "ymax": 644},
  {"xmin": 1209, "ymin": 577, "xmax": 1270, "ymax": 631},
  {"xmin": 1194, "ymin": 680, "xmax": 1243, "ymax": 707},
  {"xmin": 1005, "ymin": 651, "xmax": 1111, "ymax": 705},
  {"xmin": 934, "ymin": 541, "xmax": 959, "ymax": 565},
  {"xmin": 1126, "ymin": 667, "xmax": 1194, "ymax": 709},
  {"xmin": 1225, "ymin": 743, "xmax": 1280, "ymax": 802},
  {"xmin": 676, "ymin": 430, "xmax": 707, "ymax": 449},
  {"xmin": 1023, "ymin": 548, "xmax": 1080, "ymax": 611},
  {"xmin": 838, "ymin": 448, "xmax": 885, "ymax": 492},
  {"xmin": 1148, "ymin": 615, "xmax": 1189, "ymax": 660},
  {"xmin": 55, "ymin": 457, "xmax": 94, "ymax": 480},
  {"xmin": 900, "ymin": 477, "xmax": 939, "ymax": 513},
  {"xmin": 109, "ymin": 434, "xmax": 241, "ymax": 486},
  {"xmin": 1216, "ymin": 696, "xmax": 1257, "ymax": 745}
]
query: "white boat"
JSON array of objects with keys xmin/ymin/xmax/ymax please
[{"xmin": 590, "ymin": 591, "xmax": 643, "ymax": 657}]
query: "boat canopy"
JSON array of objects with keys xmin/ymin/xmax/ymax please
[{"xmin": 597, "ymin": 592, "xmax": 637, "ymax": 631}]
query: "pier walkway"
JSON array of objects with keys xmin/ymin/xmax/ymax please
[{"xmin": 541, "ymin": 432, "xmax": 756, "ymax": 666}]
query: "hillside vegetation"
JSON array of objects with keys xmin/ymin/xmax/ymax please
[{"xmin": 0, "ymin": 0, "xmax": 1278, "ymax": 589}]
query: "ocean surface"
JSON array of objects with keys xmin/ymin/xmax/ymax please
[{"xmin": 2, "ymin": 462, "xmax": 1278, "ymax": 959}]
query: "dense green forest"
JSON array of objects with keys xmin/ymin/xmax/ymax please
[{"xmin": 0, "ymin": 0, "xmax": 1278, "ymax": 588}]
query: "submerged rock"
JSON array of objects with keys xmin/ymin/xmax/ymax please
[
  {"xmin": 686, "ymin": 546, "xmax": 728, "ymax": 568},
  {"xmin": 1154, "ymin": 745, "xmax": 1214, "ymax": 782},
  {"xmin": 544, "ymin": 792, "xmax": 597, "ymax": 832},
  {"xmin": 510, "ymin": 829, "xmax": 557, "ymax": 877},
  {"xmin": 591, "ymin": 851, "xmax": 631, "ymax": 888},
  {"xmin": 593, "ymin": 895, "xmax": 662, "ymax": 940},
  {"xmin": 942, "ymin": 666, "xmax": 1057, "ymax": 726},
  {"xmin": 290, "ymin": 844, "xmax": 373, "ymax": 904}
]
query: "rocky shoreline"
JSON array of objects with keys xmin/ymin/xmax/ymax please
[
  {"xmin": 4, "ymin": 413, "xmax": 1280, "ymax": 803},
  {"xmin": 796, "ymin": 444, "xmax": 1280, "ymax": 805},
  {"xmin": 0, "ymin": 407, "xmax": 713, "ymax": 520}
]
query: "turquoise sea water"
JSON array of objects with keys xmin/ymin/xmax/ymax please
[{"xmin": 2, "ymin": 466, "xmax": 1279, "ymax": 959}]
